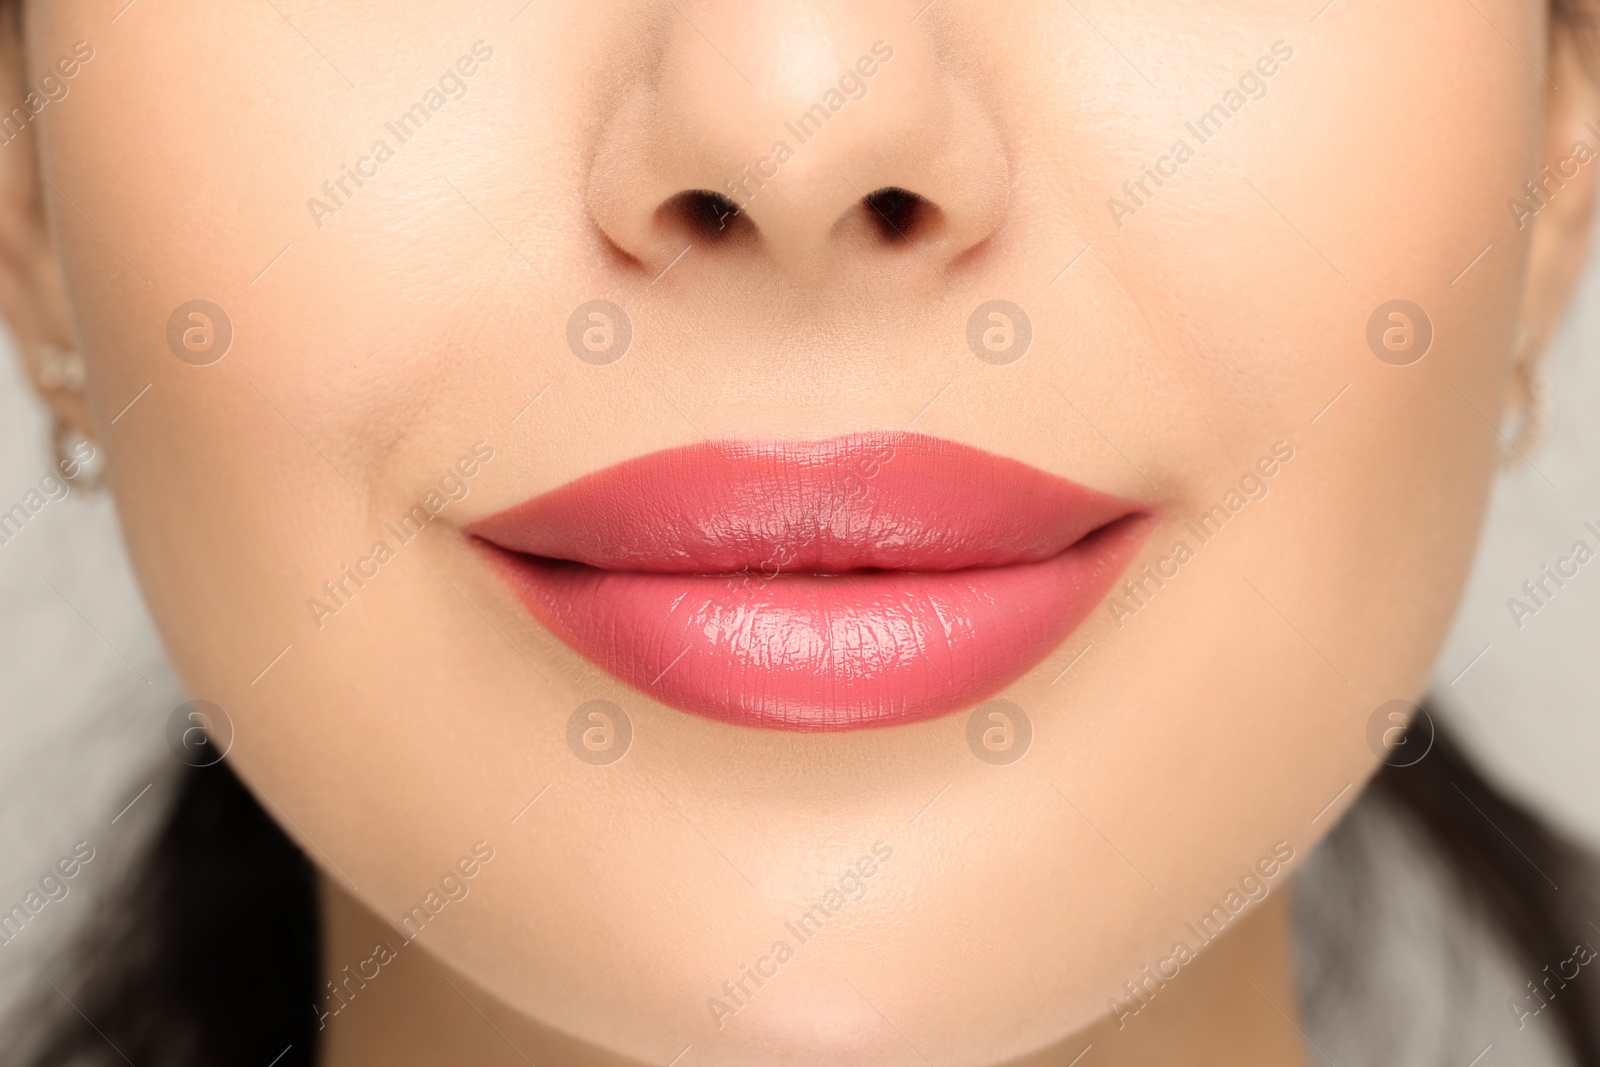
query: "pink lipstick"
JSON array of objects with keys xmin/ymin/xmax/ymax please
[{"xmin": 470, "ymin": 434, "xmax": 1150, "ymax": 731}]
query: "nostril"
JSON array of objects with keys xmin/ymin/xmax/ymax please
[
  {"xmin": 663, "ymin": 190, "xmax": 752, "ymax": 242},
  {"xmin": 862, "ymin": 187, "xmax": 929, "ymax": 242}
]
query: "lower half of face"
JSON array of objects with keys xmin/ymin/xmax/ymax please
[{"xmin": 29, "ymin": 0, "xmax": 1540, "ymax": 1061}]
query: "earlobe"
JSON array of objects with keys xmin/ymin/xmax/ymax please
[
  {"xmin": 0, "ymin": 13, "xmax": 94, "ymax": 447},
  {"xmin": 1520, "ymin": 32, "xmax": 1600, "ymax": 361},
  {"xmin": 1503, "ymin": 322, "xmax": 1553, "ymax": 466},
  {"xmin": 1503, "ymin": 30, "xmax": 1600, "ymax": 459}
]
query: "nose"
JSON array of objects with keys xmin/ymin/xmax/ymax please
[{"xmin": 585, "ymin": 4, "xmax": 1009, "ymax": 282}]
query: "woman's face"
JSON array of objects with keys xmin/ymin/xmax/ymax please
[{"xmin": 8, "ymin": 0, "xmax": 1593, "ymax": 1063}]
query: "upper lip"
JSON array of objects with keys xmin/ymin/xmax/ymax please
[{"xmin": 468, "ymin": 433, "xmax": 1140, "ymax": 576}]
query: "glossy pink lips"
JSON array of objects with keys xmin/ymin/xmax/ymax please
[{"xmin": 470, "ymin": 434, "xmax": 1150, "ymax": 731}]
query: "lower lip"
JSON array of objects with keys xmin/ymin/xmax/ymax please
[
  {"xmin": 479, "ymin": 513, "xmax": 1149, "ymax": 731},
  {"xmin": 472, "ymin": 435, "xmax": 1151, "ymax": 731}
]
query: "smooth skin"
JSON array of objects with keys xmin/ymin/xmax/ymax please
[{"xmin": 2, "ymin": 1, "xmax": 1597, "ymax": 1064}]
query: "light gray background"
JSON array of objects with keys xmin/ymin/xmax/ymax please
[{"xmin": 0, "ymin": 253, "xmax": 1596, "ymax": 1019}]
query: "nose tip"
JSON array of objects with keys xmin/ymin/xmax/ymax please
[{"xmin": 584, "ymin": 13, "xmax": 1009, "ymax": 282}]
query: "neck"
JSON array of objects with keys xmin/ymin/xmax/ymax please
[{"xmin": 1018, "ymin": 884, "xmax": 1311, "ymax": 1066}]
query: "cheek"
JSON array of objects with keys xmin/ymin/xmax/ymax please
[
  {"xmin": 968, "ymin": 2, "xmax": 1533, "ymax": 1035},
  {"xmin": 1054, "ymin": 4, "xmax": 1530, "ymax": 669},
  {"xmin": 38, "ymin": 6, "xmax": 555, "ymax": 672}
]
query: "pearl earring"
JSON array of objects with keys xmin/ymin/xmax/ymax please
[
  {"xmin": 1502, "ymin": 326, "xmax": 1551, "ymax": 471},
  {"xmin": 30, "ymin": 343, "xmax": 103, "ymax": 492},
  {"xmin": 34, "ymin": 343, "xmax": 86, "ymax": 392}
]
